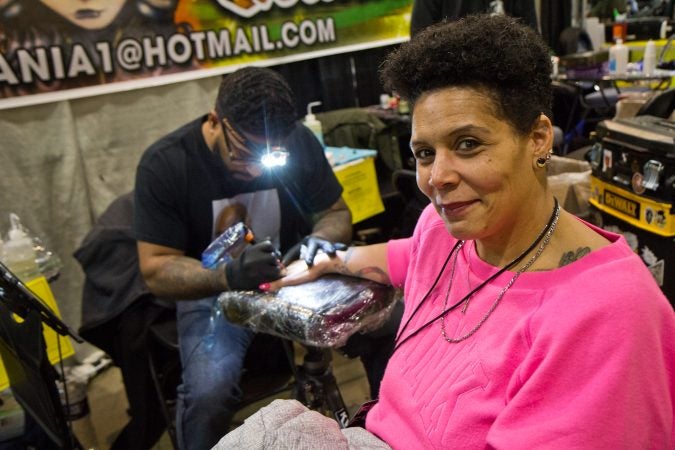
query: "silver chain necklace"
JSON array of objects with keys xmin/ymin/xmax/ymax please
[{"xmin": 440, "ymin": 203, "xmax": 560, "ymax": 343}]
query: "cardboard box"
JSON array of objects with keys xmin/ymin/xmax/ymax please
[{"xmin": 547, "ymin": 155, "xmax": 592, "ymax": 218}]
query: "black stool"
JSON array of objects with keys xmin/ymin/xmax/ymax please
[{"xmin": 147, "ymin": 315, "xmax": 181, "ymax": 450}]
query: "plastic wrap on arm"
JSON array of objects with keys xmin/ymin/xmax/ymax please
[{"xmin": 217, "ymin": 275, "xmax": 400, "ymax": 348}]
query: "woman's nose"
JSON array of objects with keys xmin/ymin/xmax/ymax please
[{"xmin": 428, "ymin": 153, "xmax": 460, "ymax": 189}]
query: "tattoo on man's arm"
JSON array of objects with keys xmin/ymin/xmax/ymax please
[{"xmin": 559, "ymin": 247, "xmax": 591, "ymax": 267}]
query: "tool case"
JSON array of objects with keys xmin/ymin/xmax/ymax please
[{"xmin": 588, "ymin": 115, "xmax": 674, "ymax": 302}]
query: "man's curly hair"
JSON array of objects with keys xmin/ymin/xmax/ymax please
[
  {"xmin": 215, "ymin": 66, "xmax": 297, "ymax": 139},
  {"xmin": 381, "ymin": 14, "xmax": 552, "ymax": 136}
]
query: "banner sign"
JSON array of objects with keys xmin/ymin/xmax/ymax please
[{"xmin": 0, "ymin": 0, "xmax": 412, "ymax": 108}]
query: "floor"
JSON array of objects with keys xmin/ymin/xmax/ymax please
[{"xmin": 71, "ymin": 345, "xmax": 371, "ymax": 450}]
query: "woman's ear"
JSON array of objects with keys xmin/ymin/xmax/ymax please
[{"xmin": 530, "ymin": 113, "xmax": 554, "ymax": 161}]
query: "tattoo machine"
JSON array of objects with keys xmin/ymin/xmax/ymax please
[{"xmin": 201, "ymin": 221, "xmax": 255, "ymax": 269}]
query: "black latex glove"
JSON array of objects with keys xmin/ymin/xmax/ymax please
[
  {"xmin": 225, "ymin": 240, "xmax": 282, "ymax": 290},
  {"xmin": 282, "ymin": 236, "xmax": 348, "ymax": 267}
]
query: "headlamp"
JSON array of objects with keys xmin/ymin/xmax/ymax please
[{"xmin": 260, "ymin": 147, "xmax": 289, "ymax": 168}]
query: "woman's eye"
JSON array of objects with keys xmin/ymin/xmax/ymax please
[
  {"xmin": 456, "ymin": 138, "xmax": 481, "ymax": 152},
  {"xmin": 413, "ymin": 148, "xmax": 434, "ymax": 161}
]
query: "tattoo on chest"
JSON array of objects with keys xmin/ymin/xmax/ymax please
[{"xmin": 559, "ymin": 247, "xmax": 591, "ymax": 267}]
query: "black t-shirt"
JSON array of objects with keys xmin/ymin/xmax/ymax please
[{"xmin": 133, "ymin": 116, "xmax": 343, "ymax": 259}]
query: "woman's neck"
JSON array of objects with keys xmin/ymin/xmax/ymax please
[{"xmin": 474, "ymin": 198, "xmax": 557, "ymax": 268}]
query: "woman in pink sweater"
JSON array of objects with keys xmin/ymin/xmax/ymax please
[{"xmin": 229, "ymin": 14, "xmax": 675, "ymax": 449}]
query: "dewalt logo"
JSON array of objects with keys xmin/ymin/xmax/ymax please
[{"xmin": 604, "ymin": 190, "xmax": 640, "ymax": 219}]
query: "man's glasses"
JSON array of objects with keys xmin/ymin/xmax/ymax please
[{"xmin": 221, "ymin": 116, "xmax": 289, "ymax": 167}]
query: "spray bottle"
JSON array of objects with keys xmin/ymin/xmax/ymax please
[
  {"xmin": 303, "ymin": 101, "xmax": 324, "ymax": 147},
  {"xmin": 2, "ymin": 213, "xmax": 40, "ymax": 281}
]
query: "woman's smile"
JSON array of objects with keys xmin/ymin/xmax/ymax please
[{"xmin": 439, "ymin": 199, "xmax": 480, "ymax": 219}]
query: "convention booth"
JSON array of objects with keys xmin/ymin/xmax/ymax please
[
  {"xmin": 1, "ymin": 0, "xmax": 674, "ymax": 447},
  {"xmin": 0, "ymin": 1, "xmax": 414, "ymax": 447},
  {"xmin": 0, "ymin": 0, "xmax": 412, "ymax": 350}
]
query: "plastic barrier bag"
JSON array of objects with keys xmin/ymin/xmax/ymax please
[
  {"xmin": 201, "ymin": 222, "xmax": 253, "ymax": 269},
  {"xmin": 32, "ymin": 233, "xmax": 63, "ymax": 281},
  {"xmin": 218, "ymin": 275, "xmax": 400, "ymax": 348},
  {"xmin": 1, "ymin": 213, "xmax": 63, "ymax": 281}
]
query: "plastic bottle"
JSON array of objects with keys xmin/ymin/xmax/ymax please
[
  {"xmin": 379, "ymin": 93, "xmax": 391, "ymax": 109},
  {"xmin": 609, "ymin": 39, "xmax": 629, "ymax": 75},
  {"xmin": 643, "ymin": 39, "xmax": 656, "ymax": 75},
  {"xmin": 2, "ymin": 213, "xmax": 40, "ymax": 281},
  {"xmin": 303, "ymin": 101, "xmax": 324, "ymax": 146},
  {"xmin": 612, "ymin": 9, "xmax": 627, "ymax": 42}
]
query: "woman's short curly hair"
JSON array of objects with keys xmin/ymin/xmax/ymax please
[
  {"xmin": 381, "ymin": 14, "xmax": 552, "ymax": 136},
  {"xmin": 215, "ymin": 66, "xmax": 297, "ymax": 140}
]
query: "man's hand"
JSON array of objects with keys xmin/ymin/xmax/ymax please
[
  {"xmin": 225, "ymin": 240, "xmax": 282, "ymax": 290},
  {"xmin": 282, "ymin": 236, "xmax": 347, "ymax": 267}
]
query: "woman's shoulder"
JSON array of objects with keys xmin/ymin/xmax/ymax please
[
  {"xmin": 534, "ymin": 217, "xmax": 670, "ymax": 320},
  {"xmin": 546, "ymin": 217, "xmax": 651, "ymax": 287},
  {"xmin": 522, "ymin": 212, "xmax": 666, "ymax": 307},
  {"xmin": 532, "ymin": 211, "xmax": 616, "ymax": 271}
]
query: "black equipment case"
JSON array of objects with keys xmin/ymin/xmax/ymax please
[{"xmin": 588, "ymin": 115, "xmax": 675, "ymax": 302}]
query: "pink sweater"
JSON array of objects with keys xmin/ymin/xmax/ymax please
[{"xmin": 366, "ymin": 204, "xmax": 674, "ymax": 449}]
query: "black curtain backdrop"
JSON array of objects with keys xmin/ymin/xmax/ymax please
[
  {"xmin": 274, "ymin": 45, "xmax": 399, "ymax": 116},
  {"xmin": 541, "ymin": 0, "xmax": 573, "ymax": 53}
]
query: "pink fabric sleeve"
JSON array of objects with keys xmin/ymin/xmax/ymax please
[
  {"xmin": 386, "ymin": 238, "xmax": 412, "ymax": 289},
  {"xmin": 386, "ymin": 204, "xmax": 441, "ymax": 289}
]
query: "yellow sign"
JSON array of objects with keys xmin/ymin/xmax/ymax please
[
  {"xmin": 334, "ymin": 157, "xmax": 385, "ymax": 224},
  {"xmin": 0, "ymin": 276, "xmax": 75, "ymax": 391},
  {"xmin": 589, "ymin": 176, "xmax": 674, "ymax": 237}
]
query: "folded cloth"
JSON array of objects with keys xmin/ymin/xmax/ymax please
[{"xmin": 212, "ymin": 399, "xmax": 391, "ymax": 450}]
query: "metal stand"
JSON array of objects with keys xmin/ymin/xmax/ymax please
[
  {"xmin": 0, "ymin": 262, "xmax": 84, "ymax": 449},
  {"xmin": 282, "ymin": 341, "xmax": 350, "ymax": 428}
]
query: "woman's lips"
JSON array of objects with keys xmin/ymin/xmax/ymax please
[
  {"xmin": 75, "ymin": 9, "xmax": 102, "ymax": 20},
  {"xmin": 440, "ymin": 200, "xmax": 478, "ymax": 217}
]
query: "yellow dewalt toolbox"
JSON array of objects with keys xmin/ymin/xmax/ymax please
[{"xmin": 588, "ymin": 116, "xmax": 675, "ymax": 301}]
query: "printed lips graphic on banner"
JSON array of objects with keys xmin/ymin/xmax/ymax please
[{"xmin": 215, "ymin": 0, "xmax": 335, "ymax": 19}]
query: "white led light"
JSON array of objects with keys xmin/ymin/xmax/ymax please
[{"xmin": 261, "ymin": 149, "xmax": 289, "ymax": 168}]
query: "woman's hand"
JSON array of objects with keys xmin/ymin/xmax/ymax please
[
  {"xmin": 266, "ymin": 251, "xmax": 335, "ymax": 291},
  {"xmin": 264, "ymin": 244, "xmax": 391, "ymax": 291}
]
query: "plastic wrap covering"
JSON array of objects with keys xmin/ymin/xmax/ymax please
[
  {"xmin": 201, "ymin": 222, "xmax": 252, "ymax": 269},
  {"xmin": 218, "ymin": 275, "xmax": 400, "ymax": 348}
]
